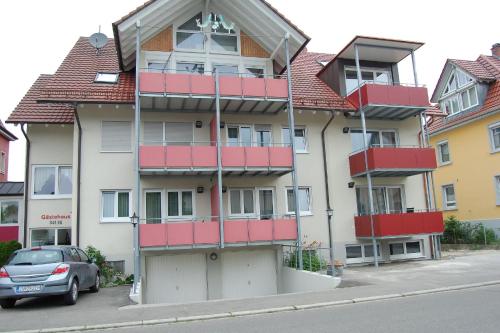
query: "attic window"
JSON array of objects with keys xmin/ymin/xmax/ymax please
[{"xmin": 95, "ymin": 72, "xmax": 119, "ymax": 84}]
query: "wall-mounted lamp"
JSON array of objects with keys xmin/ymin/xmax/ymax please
[
  {"xmin": 197, "ymin": 186, "xmax": 204, "ymax": 194},
  {"xmin": 195, "ymin": 121, "xmax": 203, "ymax": 128},
  {"xmin": 326, "ymin": 208, "xmax": 334, "ymax": 217},
  {"xmin": 220, "ymin": 122, "xmax": 225, "ymax": 129},
  {"xmin": 348, "ymin": 182, "xmax": 355, "ymax": 188},
  {"xmin": 221, "ymin": 186, "xmax": 227, "ymax": 193},
  {"xmin": 210, "ymin": 252, "xmax": 218, "ymax": 261},
  {"xmin": 130, "ymin": 212, "xmax": 139, "ymax": 228},
  {"xmin": 343, "ymin": 127, "xmax": 350, "ymax": 134}
]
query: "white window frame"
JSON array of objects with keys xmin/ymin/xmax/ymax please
[
  {"xmin": 494, "ymin": 175, "xmax": 500, "ymax": 206},
  {"xmin": 256, "ymin": 187, "xmax": 276, "ymax": 219},
  {"xmin": 166, "ymin": 189, "xmax": 195, "ymax": 220},
  {"xmin": 228, "ymin": 188, "xmax": 256, "ymax": 218},
  {"xmin": 350, "ymin": 128, "xmax": 399, "ymax": 152},
  {"xmin": 30, "ymin": 228, "xmax": 71, "ymax": 247},
  {"xmin": 282, "ymin": 126, "xmax": 308, "ymax": 153},
  {"xmin": 94, "ymin": 72, "xmax": 119, "ymax": 84},
  {"xmin": 344, "ymin": 66, "xmax": 392, "ymax": 95},
  {"xmin": 345, "ymin": 243, "xmax": 382, "ymax": 264},
  {"xmin": 437, "ymin": 140, "xmax": 451, "ymax": 165},
  {"xmin": 355, "ymin": 185, "xmax": 406, "ymax": 215},
  {"xmin": 143, "ymin": 121, "xmax": 195, "ymax": 146},
  {"xmin": 488, "ymin": 122, "xmax": 500, "ymax": 153},
  {"xmin": 226, "ymin": 124, "xmax": 253, "ymax": 147},
  {"xmin": 31, "ymin": 165, "xmax": 72, "ymax": 200},
  {"xmin": 0, "ymin": 200, "xmax": 20, "ymax": 226},
  {"xmin": 254, "ymin": 125, "xmax": 273, "ymax": 147},
  {"xmin": 442, "ymin": 184, "xmax": 457, "ymax": 210},
  {"xmin": 285, "ymin": 186, "xmax": 312, "ymax": 216},
  {"xmin": 100, "ymin": 190, "xmax": 132, "ymax": 223},
  {"xmin": 440, "ymin": 68, "xmax": 478, "ymax": 116},
  {"xmin": 144, "ymin": 189, "xmax": 165, "ymax": 223},
  {"xmin": 389, "ymin": 240, "xmax": 424, "ymax": 260}
]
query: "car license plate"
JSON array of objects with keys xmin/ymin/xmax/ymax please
[{"xmin": 16, "ymin": 285, "xmax": 43, "ymax": 293}]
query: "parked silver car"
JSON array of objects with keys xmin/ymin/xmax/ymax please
[{"xmin": 0, "ymin": 246, "xmax": 100, "ymax": 308}]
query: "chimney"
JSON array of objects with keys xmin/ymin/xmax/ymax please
[{"xmin": 492, "ymin": 43, "xmax": 500, "ymax": 58}]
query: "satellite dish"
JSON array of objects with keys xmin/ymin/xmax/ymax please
[{"xmin": 89, "ymin": 32, "xmax": 108, "ymax": 51}]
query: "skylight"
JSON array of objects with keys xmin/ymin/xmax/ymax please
[{"xmin": 95, "ymin": 72, "xmax": 119, "ymax": 84}]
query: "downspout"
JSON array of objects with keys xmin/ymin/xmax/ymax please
[
  {"xmin": 321, "ymin": 111, "xmax": 335, "ymax": 272},
  {"xmin": 20, "ymin": 124, "xmax": 30, "ymax": 248},
  {"xmin": 74, "ymin": 108, "xmax": 82, "ymax": 247}
]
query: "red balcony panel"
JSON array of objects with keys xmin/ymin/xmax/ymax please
[
  {"xmin": 248, "ymin": 220, "xmax": 273, "ymax": 242},
  {"xmin": 274, "ymin": 219, "xmax": 298, "ymax": 240},
  {"xmin": 224, "ymin": 220, "xmax": 249, "ymax": 243},
  {"xmin": 222, "ymin": 147, "xmax": 245, "ymax": 167},
  {"xmin": 140, "ymin": 146, "xmax": 165, "ymax": 169},
  {"xmin": 242, "ymin": 78, "xmax": 267, "ymax": 97},
  {"xmin": 190, "ymin": 75, "xmax": 216, "ymax": 95},
  {"xmin": 266, "ymin": 79, "xmax": 289, "ymax": 99},
  {"xmin": 139, "ymin": 73, "xmax": 164, "ymax": 94},
  {"xmin": 347, "ymin": 84, "xmax": 429, "ymax": 109},
  {"xmin": 0, "ymin": 226, "xmax": 18, "ymax": 242},
  {"xmin": 194, "ymin": 221, "xmax": 220, "ymax": 245},
  {"xmin": 245, "ymin": 147, "xmax": 270, "ymax": 168},
  {"xmin": 269, "ymin": 147, "xmax": 292, "ymax": 167},
  {"xmin": 354, "ymin": 211, "xmax": 444, "ymax": 238},
  {"xmin": 219, "ymin": 77, "xmax": 243, "ymax": 97},
  {"xmin": 140, "ymin": 224, "xmax": 167, "ymax": 247},
  {"xmin": 164, "ymin": 73, "xmax": 191, "ymax": 95},
  {"xmin": 167, "ymin": 222, "xmax": 194, "ymax": 246},
  {"xmin": 192, "ymin": 146, "xmax": 217, "ymax": 168},
  {"xmin": 165, "ymin": 146, "xmax": 192, "ymax": 168}
]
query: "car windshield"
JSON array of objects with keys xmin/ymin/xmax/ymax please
[{"xmin": 7, "ymin": 250, "xmax": 63, "ymax": 265}]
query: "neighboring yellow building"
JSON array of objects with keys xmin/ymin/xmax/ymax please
[{"xmin": 429, "ymin": 46, "xmax": 500, "ymax": 229}]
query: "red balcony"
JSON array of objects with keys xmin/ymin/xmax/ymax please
[
  {"xmin": 347, "ymin": 84, "xmax": 430, "ymax": 119},
  {"xmin": 349, "ymin": 147, "xmax": 437, "ymax": 177},
  {"xmin": 0, "ymin": 226, "xmax": 18, "ymax": 242},
  {"xmin": 354, "ymin": 211, "xmax": 444, "ymax": 238},
  {"xmin": 139, "ymin": 72, "xmax": 289, "ymax": 113},
  {"xmin": 139, "ymin": 145, "xmax": 293, "ymax": 176},
  {"xmin": 139, "ymin": 218, "xmax": 297, "ymax": 249}
]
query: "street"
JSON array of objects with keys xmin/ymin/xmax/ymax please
[{"xmin": 95, "ymin": 285, "xmax": 500, "ymax": 333}]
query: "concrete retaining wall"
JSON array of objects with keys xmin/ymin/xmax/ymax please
[{"xmin": 279, "ymin": 267, "xmax": 341, "ymax": 294}]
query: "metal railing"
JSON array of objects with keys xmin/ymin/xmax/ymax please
[
  {"xmin": 140, "ymin": 214, "xmax": 295, "ymax": 225},
  {"xmin": 349, "ymin": 81, "xmax": 427, "ymax": 93},
  {"xmin": 140, "ymin": 67, "xmax": 287, "ymax": 80},
  {"xmin": 355, "ymin": 207, "xmax": 440, "ymax": 217},
  {"xmin": 349, "ymin": 144, "xmax": 430, "ymax": 156},
  {"xmin": 140, "ymin": 140, "xmax": 292, "ymax": 148}
]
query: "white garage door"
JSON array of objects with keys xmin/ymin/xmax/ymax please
[
  {"xmin": 145, "ymin": 253, "xmax": 207, "ymax": 304},
  {"xmin": 221, "ymin": 249, "xmax": 277, "ymax": 299}
]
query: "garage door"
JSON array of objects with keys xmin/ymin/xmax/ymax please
[
  {"xmin": 145, "ymin": 253, "xmax": 207, "ymax": 304},
  {"xmin": 221, "ymin": 249, "xmax": 277, "ymax": 299}
]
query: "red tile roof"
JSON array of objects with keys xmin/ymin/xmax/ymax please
[
  {"xmin": 0, "ymin": 120, "xmax": 17, "ymax": 141},
  {"xmin": 291, "ymin": 51, "xmax": 355, "ymax": 111},
  {"xmin": 37, "ymin": 37, "xmax": 135, "ymax": 104},
  {"xmin": 429, "ymin": 55, "xmax": 500, "ymax": 135},
  {"xmin": 7, "ymin": 75, "xmax": 75, "ymax": 124}
]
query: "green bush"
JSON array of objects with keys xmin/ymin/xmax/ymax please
[
  {"xmin": 442, "ymin": 216, "xmax": 497, "ymax": 245},
  {"xmin": 287, "ymin": 249, "xmax": 328, "ymax": 272},
  {"xmin": 85, "ymin": 245, "xmax": 134, "ymax": 287},
  {"xmin": 0, "ymin": 241, "xmax": 22, "ymax": 266}
]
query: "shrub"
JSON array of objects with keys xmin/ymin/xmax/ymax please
[
  {"xmin": 442, "ymin": 216, "xmax": 497, "ymax": 245},
  {"xmin": 287, "ymin": 249, "xmax": 328, "ymax": 272},
  {"xmin": 0, "ymin": 241, "xmax": 22, "ymax": 266},
  {"xmin": 85, "ymin": 245, "xmax": 134, "ymax": 287}
]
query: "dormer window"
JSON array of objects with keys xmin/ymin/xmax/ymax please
[
  {"xmin": 95, "ymin": 72, "xmax": 119, "ymax": 84},
  {"xmin": 440, "ymin": 68, "xmax": 478, "ymax": 116}
]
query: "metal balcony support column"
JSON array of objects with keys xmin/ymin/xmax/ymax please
[
  {"xmin": 355, "ymin": 44, "xmax": 378, "ymax": 268},
  {"xmin": 133, "ymin": 20, "xmax": 142, "ymax": 293},
  {"xmin": 285, "ymin": 34, "xmax": 303, "ymax": 270},
  {"xmin": 215, "ymin": 70, "xmax": 225, "ymax": 249}
]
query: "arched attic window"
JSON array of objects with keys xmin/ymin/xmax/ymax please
[{"xmin": 440, "ymin": 68, "xmax": 478, "ymax": 116}]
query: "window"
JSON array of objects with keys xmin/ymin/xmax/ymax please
[
  {"xmin": 167, "ymin": 190, "xmax": 193, "ymax": 218},
  {"xmin": 345, "ymin": 243, "xmax": 381, "ymax": 264},
  {"xmin": 77, "ymin": 249, "xmax": 90, "ymax": 263},
  {"xmin": 32, "ymin": 166, "xmax": 72, "ymax": 198},
  {"xmin": 0, "ymin": 152, "xmax": 5, "ymax": 174},
  {"xmin": 146, "ymin": 191, "xmax": 162, "ymax": 224},
  {"xmin": 390, "ymin": 240, "xmax": 423, "ymax": 259},
  {"xmin": 176, "ymin": 62, "xmax": 205, "ymax": 75},
  {"xmin": 95, "ymin": 72, "xmax": 119, "ymax": 84},
  {"xmin": 31, "ymin": 228, "xmax": 71, "ymax": 247},
  {"xmin": 286, "ymin": 187, "xmax": 312, "ymax": 215},
  {"xmin": 229, "ymin": 189, "xmax": 255, "ymax": 216},
  {"xmin": 495, "ymin": 176, "xmax": 500, "ymax": 206},
  {"xmin": 213, "ymin": 64, "xmax": 239, "ymax": 77},
  {"xmin": 440, "ymin": 69, "xmax": 478, "ymax": 116},
  {"xmin": 0, "ymin": 201, "xmax": 18, "ymax": 225},
  {"xmin": 244, "ymin": 67, "xmax": 264, "ymax": 78},
  {"xmin": 489, "ymin": 123, "xmax": 500, "ymax": 153},
  {"xmin": 437, "ymin": 141, "xmax": 451, "ymax": 165},
  {"xmin": 227, "ymin": 125, "xmax": 252, "ymax": 146},
  {"xmin": 101, "ymin": 191, "xmax": 131, "ymax": 222},
  {"xmin": 350, "ymin": 129, "xmax": 398, "ymax": 152},
  {"xmin": 143, "ymin": 122, "xmax": 193, "ymax": 146},
  {"xmin": 148, "ymin": 62, "xmax": 168, "ymax": 73},
  {"xmin": 101, "ymin": 121, "xmax": 132, "ymax": 152},
  {"xmin": 176, "ymin": 13, "xmax": 205, "ymax": 51},
  {"xmin": 282, "ymin": 127, "xmax": 307, "ymax": 152},
  {"xmin": 442, "ymin": 185, "xmax": 457, "ymax": 210},
  {"xmin": 254, "ymin": 125, "xmax": 272, "ymax": 147},
  {"xmin": 344, "ymin": 67, "xmax": 391, "ymax": 94},
  {"xmin": 209, "ymin": 13, "xmax": 238, "ymax": 53},
  {"xmin": 258, "ymin": 189, "xmax": 275, "ymax": 219},
  {"xmin": 356, "ymin": 186, "xmax": 404, "ymax": 215}
]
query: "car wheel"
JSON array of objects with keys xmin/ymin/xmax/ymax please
[
  {"xmin": 90, "ymin": 274, "xmax": 100, "ymax": 293},
  {"xmin": 64, "ymin": 280, "xmax": 79, "ymax": 305},
  {"xmin": 0, "ymin": 298, "xmax": 16, "ymax": 309}
]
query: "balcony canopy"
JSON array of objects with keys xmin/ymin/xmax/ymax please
[{"xmin": 113, "ymin": 0, "xmax": 310, "ymax": 71}]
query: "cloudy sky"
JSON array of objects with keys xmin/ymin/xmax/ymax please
[{"xmin": 1, "ymin": 0, "xmax": 498, "ymax": 181}]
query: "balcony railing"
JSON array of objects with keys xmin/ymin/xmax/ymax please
[
  {"xmin": 346, "ymin": 82, "xmax": 430, "ymax": 120},
  {"xmin": 349, "ymin": 145, "xmax": 437, "ymax": 177},
  {"xmin": 354, "ymin": 209, "xmax": 444, "ymax": 238},
  {"xmin": 139, "ymin": 215, "xmax": 298, "ymax": 249},
  {"xmin": 139, "ymin": 142, "xmax": 293, "ymax": 175}
]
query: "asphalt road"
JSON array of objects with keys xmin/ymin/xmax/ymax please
[{"xmin": 98, "ymin": 285, "xmax": 500, "ymax": 333}]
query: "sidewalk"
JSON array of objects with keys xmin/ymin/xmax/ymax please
[{"xmin": 2, "ymin": 250, "xmax": 499, "ymax": 332}]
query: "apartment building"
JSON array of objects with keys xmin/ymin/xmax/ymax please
[
  {"xmin": 7, "ymin": 0, "xmax": 443, "ymax": 304},
  {"xmin": 428, "ymin": 44, "xmax": 500, "ymax": 232}
]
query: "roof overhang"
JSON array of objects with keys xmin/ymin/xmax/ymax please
[
  {"xmin": 112, "ymin": 0, "xmax": 310, "ymax": 72},
  {"xmin": 318, "ymin": 36, "xmax": 424, "ymax": 76},
  {"xmin": 0, "ymin": 125, "xmax": 18, "ymax": 141}
]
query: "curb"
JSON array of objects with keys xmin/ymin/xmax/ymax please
[{"xmin": 6, "ymin": 280, "xmax": 500, "ymax": 333}]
